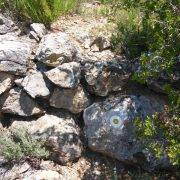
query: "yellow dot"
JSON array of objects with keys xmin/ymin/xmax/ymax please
[{"xmin": 113, "ymin": 119, "xmax": 119, "ymax": 125}]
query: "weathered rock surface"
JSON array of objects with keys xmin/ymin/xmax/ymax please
[
  {"xmin": 11, "ymin": 114, "xmax": 82, "ymax": 164},
  {"xmin": 0, "ymin": 72, "xmax": 14, "ymax": 95},
  {"xmin": 23, "ymin": 170, "xmax": 61, "ymax": 180},
  {"xmin": 0, "ymin": 14, "xmax": 19, "ymax": 35},
  {"xmin": 45, "ymin": 62, "xmax": 81, "ymax": 88},
  {"xmin": 21, "ymin": 71, "xmax": 50, "ymax": 98},
  {"xmin": 50, "ymin": 86, "xmax": 91, "ymax": 114},
  {"xmin": 0, "ymin": 159, "xmax": 86, "ymax": 180},
  {"xmin": 83, "ymin": 95, "xmax": 164, "ymax": 163},
  {"xmin": 0, "ymin": 41, "xmax": 31, "ymax": 75},
  {"xmin": 83, "ymin": 59, "xmax": 131, "ymax": 96},
  {"xmin": 30, "ymin": 23, "xmax": 46, "ymax": 40},
  {"xmin": 1, "ymin": 87, "xmax": 43, "ymax": 116},
  {"xmin": 36, "ymin": 32, "xmax": 77, "ymax": 66},
  {"xmin": 0, "ymin": 162, "xmax": 31, "ymax": 180}
]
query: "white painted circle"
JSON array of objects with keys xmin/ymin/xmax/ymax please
[{"xmin": 110, "ymin": 115, "xmax": 123, "ymax": 128}]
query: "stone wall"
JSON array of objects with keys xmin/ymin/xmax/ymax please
[{"xmin": 0, "ymin": 14, "xmax": 171, "ymax": 174}]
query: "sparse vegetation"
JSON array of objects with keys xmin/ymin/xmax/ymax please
[
  {"xmin": 0, "ymin": 128, "xmax": 49, "ymax": 162},
  {"xmin": 0, "ymin": 0, "xmax": 80, "ymax": 25},
  {"xmin": 103, "ymin": 1, "xmax": 180, "ymax": 168},
  {"xmin": 111, "ymin": 0, "xmax": 179, "ymax": 84},
  {"xmin": 0, "ymin": 0, "xmax": 179, "ymax": 178}
]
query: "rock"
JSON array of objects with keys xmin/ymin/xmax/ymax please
[
  {"xmin": 50, "ymin": 86, "xmax": 91, "ymax": 114},
  {"xmin": 36, "ymin": 32, "xmax": 77, "ymax": 67},
  {"xmin": 14, "ymin": 77, "xmax": 23, "ymax": 86},
  {"xmin": 40, "ymin": 160, "xmax": 81, "ymax": 180},
  {"xmin": 90, "ymin": 36, "xmax": 111, "ymax": 52},
  {"xmin": 21, "ymin": 71, "xmax": 50, "ymax": 98},
  {"xmin": 29, "ymin": 30, "xmax": 40, "ymax": 42},
  {"xmin": 83, "ymin": 59, "xmax": 131, "ymax": 96},
  {"xmin": 79, "ymin": 50, "xmax": 115, "ymax": 63},
  {"xmin": 0, "ymin": 33, "xmax": 19, "ymax": 41},
  {"xmin": 0, "ymin": 41, "xmax": 31, "ymax": 75},
  {"xmin": 0, "ymin": 156, "xmax": 5, "ymax": 166},
  {"xmin": 0, "ymin": 14, "xmax": 19, "ymax": 35},
  {"xmin": 0, "ymin": 162, "xmax": 31, "ymax": 180},
  {"xmin": 23, "ymin": 170, "xmax": 61, "ymax": 180},
  {"xmin": 11, "ymin": 114, "xmax": 82, "ymax": 164},
  {"xmin": 30, "ymin": 23, "xmax": 46, "ymax": 39},
  {"xmin": 45, "ymin": 62, "xmax": 81, "ymax": 88},
  {"xmin": 1, "ymin": 87, "xmax": 43, "ymax": 116},
  {"xmin": 0, "ymin": 72, "xmax": 14, "ymax": 95},
  {"xmin": 83, "ymin": 95, "xmax": 164, "ymax": 163}
]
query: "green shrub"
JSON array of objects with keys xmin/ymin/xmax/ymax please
[
  {"xmin": 0, "ymin": 128, "xmax": 49, "ymax": 162},
  {"xmin": 135, "ymin": 111, "xmax": 180, "ymax": 166},
  {"xmin": 1, "ymin": 0, "xmax": 79, "ymax": 26},
  {"xmin": 111, "ymin": 8, "xmax": 146, "ymax": 59},
  {"xmin": 112, "ymin": 0, "xmax": 179, "ymax": 83}
]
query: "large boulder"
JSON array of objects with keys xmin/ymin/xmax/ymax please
[
  {"xmin": 50, "ymin": 86, "xmax": 91, "ymax": 114},
  {"xmin": 83, "ymin": 95, "xmax": 164, "ymax": 164},
  {"xmin": 11, "ymin": 114, "xmax": 82, "ymax": 164},
  {"xmin": 45, "ymin": 62, "xmax": 81, "ymax": 88},
  {"xmin": 36, "ymin": 32, "xmax": 77, "ymax": 67},
  {"xmin": 0, "ymin": 72, "xmax": 14, "ymax": 95},
  {"xmin": 0, "ymin": 41, "xmax": 31, "ymax": 75},
  {"xmin": 21, "ymin": 71, "xmax": 50, "ymax": 98},
  {"xmin": 1, "ymin": 87, "xmax": 43, "ymax": 116},
  {"xmin": 83, "ymin": 59, "xmax": 131, "ymax": 96}
]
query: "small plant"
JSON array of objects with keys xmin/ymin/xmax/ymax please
[
  {"xmin": 0, "ymin": 128, "xmax": 49, "ymax": 162},
  {"xmin": 135, "ymin": 112, "xmax": 180, "ymax": 166}
]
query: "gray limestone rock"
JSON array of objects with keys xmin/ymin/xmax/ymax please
[
  {"xmin": 83, "ymin": 59, "xmax": 131, "ymax": 96},
  {"xmin": 0, "ymin": 72, "xmax": 14, "ymax": 95},
  {"xmin": 50, "ymin": 86, "xmax": 91, "ymax": 114},
  {"xmin": 21, "ymin": 71, "xmax": 50, "ymax": 98},
  {"xmin": 45, "ymin": 62, "xmax": 81, "ymax": 88},
  {"xmin": 83, "ymin": 95, "xmax": 164, "ymax": 163},
  {"xmin": 1, "ymin": 87, "xmax": 43, "ymax": 116},
  {"xmin": 36, "ymin": 32, "xmax": 77, "ymax": 67},
  {"xmin": 0, "ymin": 41, "xmax": 31, "ymax": 75}
]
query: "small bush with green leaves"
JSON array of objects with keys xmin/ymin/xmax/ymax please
[
  {"xmin": 111, "ymin": 0, "xmax": 179, "ymax": 84},
  {"xmin": 0, "ymin": 128, "xmax": 49, "ymax": 162},
  {"xmin": 1, "ymin": 0, "xmax": 79, "ymax": 26},
  {"xmin": 135, "ymin": 110, "xmax": 180, "ymax": 166}
]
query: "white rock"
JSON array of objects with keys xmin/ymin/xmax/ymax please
[
  {"xmin": 30, "ymin": 23, "xmax": 47, "ymax": 39},
  {"xmin": 0, "ymin": 72, "xmax": 14, "ymax": 95},
  {"xmin": 45, "ymin": 62, "xmax": 81, "ymax": 88},
  {"xmin": 0, "ymin": 41, "xmax": 31, "ymax": 75},
  {"xmin": 36, "ymin": 32, "xmax": 77, "ymax": 67},
  {"xmin": 1, "ymin": 87, "xmax": 43, "ymax": 116},
  {"xmin": 21, "ymin": 71, "xmax": 50, "ymax": 98},
  {"xmin": 50, "ymin": 86, "xmax": 91, "ymax": 114}
]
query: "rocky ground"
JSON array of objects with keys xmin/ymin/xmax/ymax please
[{"xmin": 0, "ymin": 2, "xmax": 179, "ymax": 180}]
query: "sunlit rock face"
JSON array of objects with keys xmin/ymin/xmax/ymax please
[
  {"xmin": 0, "ymin": 41, "xmax": 31, "ymax": 75},
  {"xmin": 35, "ymin": 32, "xmax": 77, "ymax": 67},
  {"xmin": 83, "ymin": 95, "xmax": 164, "ymax": 163},
  {"xmin": 83, "ymin": 59, "xmax": 131, "ymax": 96}
]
